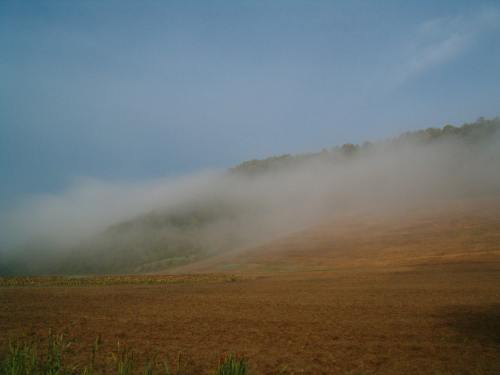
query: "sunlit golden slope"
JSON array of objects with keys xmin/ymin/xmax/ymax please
[{"xmin": 168, "ymin": 195, "xmax": 500, "ymax": 275}]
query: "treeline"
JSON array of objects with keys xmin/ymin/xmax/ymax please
[{"xmin": 230, "ymin": 117, "xmax": 500, "ymax": 175}]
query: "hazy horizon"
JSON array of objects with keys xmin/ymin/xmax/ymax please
[{"xmin": 2, "ymin": 1, "xmax": 500, "ymax": 210}]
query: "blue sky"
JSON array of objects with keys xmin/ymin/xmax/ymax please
[{"xmin": 1, "ymin": 0, "xmax": 500, "ymax": 208}]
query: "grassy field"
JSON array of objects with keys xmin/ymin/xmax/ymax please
[{"xmin": 2, "ymin": 198, "xmax": 500, "ymax": 374}]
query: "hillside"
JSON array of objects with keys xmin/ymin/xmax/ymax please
[
  {"xmin": 169, "ymin": 195, "xmax": 500, "ymax": 275},
  {"xmin": 1, "ymin": 117, "xmax": 499, "ymax": 276}
]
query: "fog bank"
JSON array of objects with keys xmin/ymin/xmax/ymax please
[{"xmin": 1, "ymin": 122, "xmax": 499, "ymax": 275}]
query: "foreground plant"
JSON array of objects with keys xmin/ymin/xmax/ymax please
[
  {"xmin": 43, "ymin": 332, "xmax": 73, "ymax": 375},
  {"xmin": 1, "ymin": 339, "xmax": 38, "ymax": 375},
  {"xmin": 1, "ymin": 331, "xmax": 74, "ymax": 375},
  {"xmin": 216, "ymin": 354, "xmax": 247, "ymax": 375},
  {"xmin": 111, "ymin": 344, "xmax": 134, "ymax": 375},
  {"xmin": 81, "ymin": 336, "xmax": 101, "ymax": 375},
  {"xmin": 1, "ymin": 334, "xmax": 255, "ymax": 375}
]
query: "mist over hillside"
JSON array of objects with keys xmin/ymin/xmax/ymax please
[{"xmin": 1, "ymin": 117, "xmax": 499, "ymax": 275}]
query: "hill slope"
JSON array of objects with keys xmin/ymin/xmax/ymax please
[
  {"xmin": 1, "ymin": 117, "xmax": 499, "ymax": 275},
  {"xmin": 167, "ymin": 195, "xmax": 500, "ymax": 275}
]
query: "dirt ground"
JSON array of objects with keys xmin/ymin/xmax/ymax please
[{"xmin": 2, "ymin": 198, "xmax": 500, "ymax": 374}]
